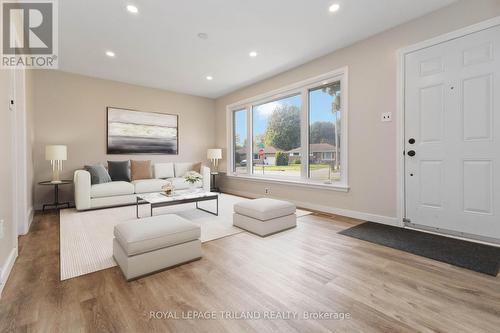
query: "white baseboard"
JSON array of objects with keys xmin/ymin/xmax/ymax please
[
  {"xmin": 223, "ymin": 189, "xmax": 402, "ymax": 227},
  {"xmin": 18, "ymin": 207, "xmax": 34, "ymax": 235},
  {"xmin": 0, "ymin": 247, "xmax": 18, "ymax": 298},
  {"xmin": 27, "ymin": 206, "xmax": 34, "ymax": 231}
]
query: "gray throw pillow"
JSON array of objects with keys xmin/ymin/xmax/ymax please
[
  {"xmin": 84, "ymin": 164, "xmax": 112, "ymax": 185},
  {"xmin": 108, "ymin": 160, "xmax": 131, "ymax": 182}
]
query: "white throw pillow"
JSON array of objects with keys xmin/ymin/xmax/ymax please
[
  {"xmin": 154, "ymin": 163, "xmax": 174, "ymax": 179},
  {"xmin": 174, "ymin": 162, "xmax": 193, "ymax": 177}
]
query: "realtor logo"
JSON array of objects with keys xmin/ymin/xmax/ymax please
[{"xmin": 1, "ymin": 0, "xmax": 58, "ymax": 68}]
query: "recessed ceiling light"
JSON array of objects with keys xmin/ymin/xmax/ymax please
[
  {"xmin": 105, "ymin": 51, "xmax": 115, "ymax": 57},
  {"xmin": 206, "ymin": 76, "xmax": 213, "ymax": 81},
  {"xmin": 198, "ymin": 33, "xmax": 208, "ymax": 40},
  {"xmin": 249, "ymin": 51, "xmax": 258, "ymax": 57},
  {"xmin": 126, "ymin": 5, "xmax": 138, "ymax": 14},
  {"xmin": 329, "ymin": 3, "xmax": 340, "ymax": 12}
]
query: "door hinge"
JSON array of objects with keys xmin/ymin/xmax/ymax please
[{"xmin": 403, "ymin": 217, "xmax": 411, "ymax": 223}]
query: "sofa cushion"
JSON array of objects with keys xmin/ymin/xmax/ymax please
[
  {"xmin": 233, "ymin": 198, "xmax": 296, "ymax": 221},
  {"xmin": 192, "ymin": 162, "xmax": 202, "ymax": 173},
  {"xmin": 130, "ymin": 160, "xmax": 152, "ymax": 181},
  {"xmin": 108, "ymin": 160, "xmax": 131, "ymax": 182},
  {"xmin": 174, "ymin": 162, "xmax": 193, "ymax": 177},
  {"xmin": 114, "ymin": 214, "xmax": 201, "ymax": 256},
  {"xmin": 91, "ymin": 181, "xmax": 135, "ymax": 198},
  {"xmin": 167, "ymin": 177, "xmax": 202, "ymax": 190},
  {"xmin": 132, "ymin": 179, "xmax": 170, "ymax": 194},
  {"xmin": 84, "ymin": 164, "xmax": 111, "ymax": 185},
  {"xmin": 154, "ymin": 162, "xmax": 174, "ymax": 179}
]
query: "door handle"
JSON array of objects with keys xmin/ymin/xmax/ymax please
[{"xmin": 407, "ymin": 150, "xmax": 416, "ymax": 157}]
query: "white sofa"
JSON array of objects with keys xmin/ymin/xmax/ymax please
[{"xmin": 74, "ymin": 162, "xmax": 210, "ymax": 211}]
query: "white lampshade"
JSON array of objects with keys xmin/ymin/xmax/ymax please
[
  {"xmin": 45, "ymin": 145, "xmax": 67, "ymax": 161},
  {"xmin": 207, "ymin": 148, "xmax": 222, "ymax": 160}
]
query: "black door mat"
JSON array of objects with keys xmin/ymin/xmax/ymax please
[{"xmin": 339, "ymin": 222, "xmax": 500, "ymax": 276}]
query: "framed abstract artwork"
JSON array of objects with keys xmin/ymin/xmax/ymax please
[{"xmin": 106, "ymin": 107, "xmax": 178, "ymax": 154}]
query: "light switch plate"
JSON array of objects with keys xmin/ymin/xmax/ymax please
[
  {"xmin": 381, "ymin": 112, "xmax": 392, "ymax": 122},
  {"xmin": 0, "ymin": 219, "xmax": 4, "ymax": 239}
]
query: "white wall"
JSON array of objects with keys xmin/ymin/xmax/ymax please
[
  {"xmin": 13, "ymin": 68, "xmax": 34, "ymax": 235},
  {"xmin": 0, "ymin": 67, "xmax": 17, "ymax": 297},
  {"xmin": 25, "ymin": 71, "xmax": 36, "ymax": 233},
  {"xmin": 0, "ymin": 8, "xmax": 33, "ymax": 296},
  {"xmin": 214, "ymin": 0, "xmax": 500, "ymax": 222},
  {"xmin": 0, "ymin": 66, "xmax": 31, "ymax": 296}
]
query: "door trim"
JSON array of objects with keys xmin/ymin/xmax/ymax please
[
  {"xmin": 396, "ymin": 16, "xmax": 500, "ymax": 229},
  {"xmin": 406, "ymin": 222, "xmax": 500, "ymax": 247}
]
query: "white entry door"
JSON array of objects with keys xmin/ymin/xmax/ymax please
[{"xmin": 405, "ymin": 24, "xmax": 500, "ymax": 242}]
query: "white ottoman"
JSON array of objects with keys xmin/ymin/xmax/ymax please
[
  {"xmin": 233, "ymin": 198, "xmax": 297, "ymax": 236},
  {"xmin": 113, "ymin": 214, "xmax": 201, "ymax": 280}
]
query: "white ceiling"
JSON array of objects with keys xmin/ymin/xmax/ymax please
[{"xmin": 59, "ymin": 0, "xmax": 456, "ymax": 98}]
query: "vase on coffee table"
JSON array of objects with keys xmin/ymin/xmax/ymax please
[{"xmin": 184, "ymin": 171, "xmax": 203, "ymax": 192}]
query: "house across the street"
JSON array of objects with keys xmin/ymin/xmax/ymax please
[
  {"xmin": 288, "ymin": 143, "xmax": 339, "ymax": 164},
  {"xmin": 253, "ymin": 146, "xmax": 278, "ymax": 165},
  {"xmin": 237, "ymin": 143, "xmax": 340, "ymax": 165}
]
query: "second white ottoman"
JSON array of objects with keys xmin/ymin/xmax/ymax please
[{"xmin": 233, "ymin": 198, "xmax": 296, "ymax": 236}]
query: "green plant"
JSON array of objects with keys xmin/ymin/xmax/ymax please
[
  {"xmin": 275, "ymin": 151, "xmax": 289, "ymax": 166},
  {"xmin": 293, "ymin": 159, "xmax": 301, "ymax": 164},
  {"xmin": 184, "ymin": 171, "xmax": 202, "ymax": 184},
  {"xmin": 262, "ymin": 105, "xmax": 301, "ymax": 151}
]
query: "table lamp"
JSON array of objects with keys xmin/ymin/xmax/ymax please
[
  {"xmin": 45, "ymin": 145, "xmax": 67, "ymax": 183},
  {"xmin": 207, "ymin": 148, "xmax": 222, "ymax": 172}
]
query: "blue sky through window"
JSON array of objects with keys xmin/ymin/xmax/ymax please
[
  {"xmin": 309, "ymin": 86, "xmax": 340, "ymax": 126},
  {"xmin": 234, "ymin": 109, "xmax": 247, "ymax": 146},
  {"xmin": 252, "ymin": 94, "xmax": 301, "ymax": 135}
]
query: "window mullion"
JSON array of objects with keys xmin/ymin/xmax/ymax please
[
  {"xmin": 247, "ymin": 105, "xmax": 252, "ymax": 175},
  {"xmin": 231, "ymin": 110, "xmax": 235, "ymax": 174},
  {"xmin": 300, "ymin": 89, "xmax": 309, "ymax": 179}
]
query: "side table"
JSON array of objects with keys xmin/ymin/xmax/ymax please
[
  {"xmin": 210, "ymin": 172, "xmax": 223, "ymax": 193},
  {"xmin": 38, "ymin": 180, "xmax": 73, "ymax": 211}
]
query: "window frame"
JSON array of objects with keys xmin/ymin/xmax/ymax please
[
  {"xmin": 251, "ymin": 92, "xmax": 302, "ymax": 180},
  {"xmin": 232, "ymin": 108, "xmax": 248, "ymax": 174},
  {"xmin": 226, "ymin": 67, "xmax": 349, "ymax": 191}
]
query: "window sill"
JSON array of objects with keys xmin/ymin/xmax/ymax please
[{"xmin": 224, "ymin": 174, "xmax": 350, "ymax": 192}]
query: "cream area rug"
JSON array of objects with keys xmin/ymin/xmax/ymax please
[{"xmin": 60, "ymin": 193, "xmax": 311, "ymax": 280}]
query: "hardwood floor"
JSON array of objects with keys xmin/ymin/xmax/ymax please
[{"xmin": 1, "ymin": 210, "xmax": 499, "ymax": 332}]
